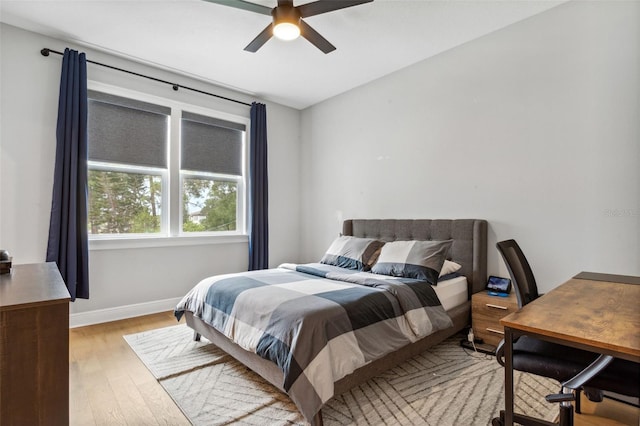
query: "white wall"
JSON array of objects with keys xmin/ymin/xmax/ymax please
[
  {"xmin": 299, "ymin": 1, "xmax": 640, "ymax": 292},
  {"xmin": 0, "ymin": 24, "xmax": 301, "ymax": 318},
  {"xmin": 2, "ymin": 0, "xmax": 639, "ymax": 322}
]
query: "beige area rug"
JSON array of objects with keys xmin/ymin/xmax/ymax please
[{"xmin": 124, "ymin": 324, "xmax": 558, "ymax": 426}]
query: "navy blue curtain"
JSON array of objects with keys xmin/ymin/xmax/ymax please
[
  {"xmin": 248, "ymin": 102, "xmax": 269, "ymax": 270},
  {"xmin": 46, "ymin": 48, "xmax": 89, "ymax": 301}
]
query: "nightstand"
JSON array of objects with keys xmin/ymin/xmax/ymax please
[{"xmin": 471, "ymin": 291, "xmax": 518, "ymax": 347}]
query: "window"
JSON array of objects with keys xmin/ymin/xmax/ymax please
[
  {"xmin": 87, "ymin": 85, "xmax": 247, "ymax": 242},
  {"xmin": 87, "ymin": 91, "xmax": 169, "ymax": 235},
  {"xmin": 181, "ymin": 112, "xmax": 244, "ymax": 233}
]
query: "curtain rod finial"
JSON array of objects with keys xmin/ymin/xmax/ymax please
[{"xmin": 41, "ymin": 48, "xmax": 50, "ymax": 57}]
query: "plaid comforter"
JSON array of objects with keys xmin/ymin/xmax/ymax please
[{"xmin": 174, "ymin": 263, "xmax": 453, "ymax": 423}]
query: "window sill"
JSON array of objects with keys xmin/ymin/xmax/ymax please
[{"xmin": 89, "ymin": 234, "xmax": 249, "ymax": 251}]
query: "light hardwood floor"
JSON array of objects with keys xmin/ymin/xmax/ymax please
[
  {"xmin": 571, "ymin": 395, "xmax": 639, "ymax": 426},
  {"xmin": 69, "ymin": 311, "xmax": 189, "ymax": 425},
  {"xmin": 70, "ymin": 312, "xmax": 639, "ymax": 426}
]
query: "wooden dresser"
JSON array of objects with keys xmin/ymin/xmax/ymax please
[
  {"xmin": 0, "ymin": 262, "xmax": 70, "ymax": 425},
  {"xmin": 471, "ymin": 291, "xmax": 518, "ymax": 347}
]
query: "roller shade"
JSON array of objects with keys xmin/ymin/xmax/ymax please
[
  {"xmin": 88, "ymin": 90, "xmax": 169, "ymax": 168},
  {"xmin": 181, "ymin": 111, "xmax": 245, "ymax": 176}
]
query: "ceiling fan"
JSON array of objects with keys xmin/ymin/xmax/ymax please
[{"xmin": 204, "ymin": 0, "xmax": 374, "ymax": 54}]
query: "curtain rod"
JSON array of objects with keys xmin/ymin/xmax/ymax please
[{"xmin": 40, "ymin": 48, "xmax": 252, "ymax": 107}]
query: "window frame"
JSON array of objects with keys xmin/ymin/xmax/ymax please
[
  {"xmin": 180, "ymin": 171, "xmax": 244, "ymax": 235},
  {"xmin": 87, "ymin": 161, "xmax": 168, "ymax": 237},
  {"xmin": 87, "ymin": 81, "xmax": 250, "ymax": 250}
]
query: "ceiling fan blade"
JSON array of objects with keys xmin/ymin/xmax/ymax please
[
  {"xmin": 244, "ymin": 24, "xmax": 273, "ymax": 52},
  {"xmin": 297, "ymin": 0, "xmax": 373, "ymax": 18},
  {"xmin": 299, "ymin": 19, "xmax": 335, "ymax": 54},
  {"xmin": 201, "ymin": 0, "xmax": 272, "ymax": 16}
]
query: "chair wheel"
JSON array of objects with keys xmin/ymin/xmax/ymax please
[{"xmin": 491, "ymin": 418, "xmax": 503, "ymax": 426}]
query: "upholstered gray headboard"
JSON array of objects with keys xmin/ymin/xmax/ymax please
[{"xmin": 343, "ymin": 219, "xmax": 488, "ymax": 299}]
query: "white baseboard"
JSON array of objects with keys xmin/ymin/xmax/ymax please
[{"xmin": 69, "ymin": 297, "xmax": 182, "ymax": 328}]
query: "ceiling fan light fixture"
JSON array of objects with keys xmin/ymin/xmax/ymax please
[
  {"xmin": 273, "ymin": 22, "xmax": 300, "ymax": 41},
  {"xmin": 213, "ymin": 0, "xmax": 373, "ymax": 53},
  {"xmin": 272, "ymin": 5, "xmax": 300, "ymax": 41}
]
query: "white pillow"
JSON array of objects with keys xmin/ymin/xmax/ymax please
[{"xmin": 439, "ymin": 260, "xmax": 462, "ymax": 277}]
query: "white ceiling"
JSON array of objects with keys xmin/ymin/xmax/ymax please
[{"xmin": 0, "ymin": 0, "xmax": 564, "ymax": 109}]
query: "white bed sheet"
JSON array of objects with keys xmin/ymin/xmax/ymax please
[{"xmin": 433, "ymin": 276, "xmax": 468, "ymax": 311}]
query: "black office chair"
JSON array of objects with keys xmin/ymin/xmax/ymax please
[{"xmin": 492, "ymin": 239, "xmax": 640, "ymax": 426}]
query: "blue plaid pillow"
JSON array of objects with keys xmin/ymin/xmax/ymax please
[
  {"xmin": 320, "ymin": 236, "xmax": 384, "ymax": 271},
  {"xmin": 371, "ymin": 240, "xmax": 453, "ymax": 285}
]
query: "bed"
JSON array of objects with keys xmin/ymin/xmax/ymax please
[{"xmin": 175, "ymin": 218, "xmax": 487, "ymax": 425}]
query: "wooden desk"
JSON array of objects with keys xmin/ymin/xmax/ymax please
[
  {"xmin": 499, "ymin": 272, "xmax": 640, "ymax": 426},
  {"xmin": 0, "ymin": 262, "xmax": 71, "ymax": 425}
]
